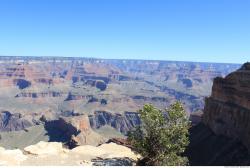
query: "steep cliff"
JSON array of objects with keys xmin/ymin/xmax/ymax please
[
  {"xmin": 203, "ymin": 62, "xmax": 250, "ymax": 150},
  {"xmin": 187, "ymin": 62, "xmax": 250, "ymax": 165}
]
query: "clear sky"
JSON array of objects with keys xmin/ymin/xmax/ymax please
[{"xmin": 0, "ymin": 0, "xmax": 249, "ymax": 63}]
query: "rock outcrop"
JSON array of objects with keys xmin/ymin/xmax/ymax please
[
  {"xmin": 65, "ymin": 115, "xmax": 105, "ymax": 147},
  {"xmin": 0, "ymin": 147, "xmax": 27, "ymax": 166},
  {"xmin": 44, "ymin": 115, "xmax": 105, "ymax": 147},
  {"xmin": 0, "ymin": 111, "xmax": 32, "ymax": 131},
  {"xmin": 187, "ymin": 62, "xmax": 250, "ymax": 165},
  {"xmin": 203, "ymin": 62, "xmax": 250, "ymax": 150},
  {"xmin": 106, "ymin": 138, "xmax": 133, "ymax": 149},
  {"xmin": 0, "ymin": 141, "xmax": 140, "ymax": 166},
  {"xmin": 24, "ymin": 141, "xmax": 66, "ymax": 155},
  {"xmin": 88, "ymin": 111, "xmax": 140, "ymax": 134}
]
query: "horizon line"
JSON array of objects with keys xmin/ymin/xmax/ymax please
[{"xmin": 0, "ymin": 55, "xmax": 244, "ymax": 65}]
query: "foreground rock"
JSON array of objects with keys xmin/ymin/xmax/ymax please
[
  {"xmin": 24, "ymin": 141, "xmax": 67, "ymax": 155},
  {"xmin": 0, "ymin": 147, "xmax": 27, "ymax": 166},
  {"xmin": 0, "ymin": 141, "xmax": 140, "ymax": 166}
]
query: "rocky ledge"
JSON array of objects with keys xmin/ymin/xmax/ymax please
[{"xmin": 0, "ymin": 141, "xmax": 140, "ymax": 166}]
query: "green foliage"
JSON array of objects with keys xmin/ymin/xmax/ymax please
[{"xmin": 128, "ymin": 102, "xmax": 190, "ymax": 166}]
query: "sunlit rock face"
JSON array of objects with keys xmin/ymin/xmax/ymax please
[
  {"xmin": 203, "ymin": 62, "xmax": 250, "ymax": 150},
  {"xmin": 0, "ymin": 141, "xmax": 140, "ymax": 166}
]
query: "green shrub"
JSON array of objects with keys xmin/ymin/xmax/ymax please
[{"xmin": 128, "ymin": 102, "xmax": 190, "ymax": 166}]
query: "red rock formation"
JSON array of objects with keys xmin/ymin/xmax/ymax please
[
  {"xmin": 46, "ymin": 115, "xmax": 105, "ymax": 147},
  {"xmin": 0, "ymin": 63, "xmax": 56, "ymax": 87}
]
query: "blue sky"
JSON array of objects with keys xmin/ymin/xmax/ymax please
[{"xmin": 0, "ymin": 0, "xmax": 249, "ymax": 63}]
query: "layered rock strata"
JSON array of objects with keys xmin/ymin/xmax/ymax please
[
  {"xmin": 203, "ymin": 62, "xmax": 250, "ymax": 150},
  {"xmin": 88, "ymin": 111, "xmax": 140, "ymax": 134}
]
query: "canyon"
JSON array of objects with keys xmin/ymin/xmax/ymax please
[
  {"xmin": 0, "ymin": 56, "xmax": 250, "ymax": 165},
  {"xmin": 0, "ymin": 56, "xmax": 240, "ymax": 149}
]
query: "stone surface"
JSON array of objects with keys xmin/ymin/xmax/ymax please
[
  {"xmin": 203, "ymin": 62, "xmax": 250, "ymax": 150},
  {"xmin": 88, "ymin": 111, "xmax": 140, "ymax": 134},
  {"xmin": 0, "ymin": 141, "xmax": 140, "ymax": 166},
  {"xmin": 0, "ymin": 147, "xmax": 27, "ymax": 166},
  {"xmin": 24, "ymin": 141, "xmax": 67, "ymax": 155},
  {"xmin": 98, "ymin": 142, "xmax": 139, "ymax": 160},
  {"xmin": 106, "ymin": 138, "xmax": 133, "ymax": 149},
  {"xmin": 0, "ymin": 111, "xmax": 32, "ymax": 131},
  {"xmin": 44, "ymin": 115, "xmax": 105, "ymax": 147},
  {"xmin": 186, "ymin": 63, "xmax": 250, "ymax": 166}
]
